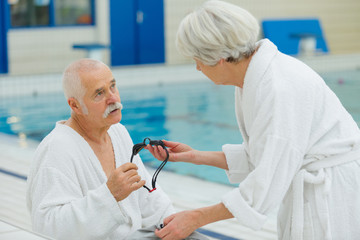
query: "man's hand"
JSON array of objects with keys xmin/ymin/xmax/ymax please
[{"xmin": 106, "ymin": 163, "xmax": 145, "ymax": 201}]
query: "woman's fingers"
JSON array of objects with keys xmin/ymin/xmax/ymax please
[
  {"xmin": 145, "ymin": 144, "xmax": 168, "ymax": 161},
  {"xmin": 161, "ymin": 140, "xmax": 179, "ymax": 148}
]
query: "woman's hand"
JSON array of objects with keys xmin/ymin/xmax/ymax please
[
  {"xmin": 155, "ymin": 203, "xmax": 233, "ymax": 239},
  {"xmin": 145, "ymin": 140, "xmax": 196, "ymax": 163},
  {"xmin": 155, "ymin": 210, "xmax": 201, "ymax": 240},
  {"xmin": 145, "ymin": 140, "xmax": 228, "ymax": 169}
]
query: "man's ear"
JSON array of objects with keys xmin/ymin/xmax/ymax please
[{"xmin": 68, "ymin": 97, "xmax": 82, "ymax": 114}]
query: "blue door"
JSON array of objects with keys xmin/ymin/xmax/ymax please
[
  {"xmin": 109, "ymin": 0, "xmax": 164, "ymax": 66},
  {"xmin": 137, "ymin": 0, "xmax": 164, "ymax": 64},
  {"xmin": 0, "ymin": 0, "xmax": 9, "ymax": 74}
]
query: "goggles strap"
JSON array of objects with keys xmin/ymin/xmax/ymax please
[{"xmin": 130, "ymin": 138, "xmax": 169, "ymax": 193}]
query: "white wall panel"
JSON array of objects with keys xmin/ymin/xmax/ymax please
[
  {"xmin": 8, "ymin": 27, "xmax": 98, "ymax": 75},
  {"xmin": 6, "ymin": 0, "xmax": 360, "ymax": 74}
]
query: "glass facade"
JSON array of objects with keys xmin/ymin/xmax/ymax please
[
  {"xmin": 8, "ymin": 0, "xmax": 93, "ymax": 27},
  {"xmin": 55, "ymin": 0, "xmax": 92, "ymax": 25},
  {"xmin": 10, "ymin": 0, "xmax": 50, "ymax": 27}
]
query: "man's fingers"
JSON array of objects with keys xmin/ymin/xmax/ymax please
[
  {"xmin": 125, "ymin": 169, "xmax": 139, "ymax": 177},
  {"xmin": 118, "ymin": 162, "xmax": 138, "ymax": 172},
  {"xmin": 128, "ymin": 173, "xmax": 141, "ymax": 183},
  {"xmin": 131, "ymin": 180, "xmax": 145, "ymax": 190}
]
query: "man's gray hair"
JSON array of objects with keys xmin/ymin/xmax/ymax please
[
  {"xmin": 62, "ymin": 59, "xmax": 106, "ymax": 114},
  {"xmin": 176, "ymin": 0, "xmax": 260, "ymax": 66}
]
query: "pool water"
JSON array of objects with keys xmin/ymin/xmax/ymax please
[{"xmin": 1, "ymin": 70, "xmax": 360, "ymax": 185}]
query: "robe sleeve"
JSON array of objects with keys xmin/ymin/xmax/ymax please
[
  {"xmin": 222, "ymin": 143, "xmax": 251, "ymax": 183},
  {"xmin": 221, "ymin": 72, "xmax": 316, "ymax": 230},
  {"xmin": 222, "ymin": 135, "xmax": 303, "ymax": 229},
  {"xmin": 30, "ymin": 165, "xmax": 128, "ymax": 240}
]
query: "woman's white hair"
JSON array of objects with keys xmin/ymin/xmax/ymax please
[
  {"xmin": 62, "ymin": 58, "xmax": 106, "ymax": 114},
  {"xmin": 176, "ymin": 0, "xmax": 260, "ymax": 66}
]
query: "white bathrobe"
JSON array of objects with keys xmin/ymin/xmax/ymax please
[
  {"xmin": 221, "ymin": 39, "xmax": 360, "ymax": 239},
  {"xmin": 26, "ymin": 122, "xmax": 174, "ymax": 240}
]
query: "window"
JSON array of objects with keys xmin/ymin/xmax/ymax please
[
  {"xmin": 55, "ymin": 0, "xmax": 93, "ymax": 25},
  {"xmin": 8, "ymin": 0, "xmax": 93, "ymax": 28},
  {"xmin": 10, "ymin": 0, "xmax": 50, "ymax": 27}
]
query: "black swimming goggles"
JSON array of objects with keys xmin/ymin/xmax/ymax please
[{"xmin": 130, "ymin": 138, "xmax": 169, "ymax": 193}]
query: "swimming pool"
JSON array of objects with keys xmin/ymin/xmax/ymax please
[{"xmin": 1, "ymin": 69, "xmax": 360, "ymax": 185}]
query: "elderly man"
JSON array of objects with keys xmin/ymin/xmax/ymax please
[{"xmin": 26, "ymin": 59, "xmax": 175, "ymax": 239}]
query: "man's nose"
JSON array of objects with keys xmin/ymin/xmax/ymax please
[{"xmin": 106, "ymin": 91, "xmax": 119, "ymax": 104}]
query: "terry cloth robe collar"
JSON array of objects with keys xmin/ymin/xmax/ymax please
[
  {"xmin": 234, "ymin": 39, "xmax": 278, "ymax": 144},
  {"xmin": 243, "ymin": 38, "xmax": 278, "ymax": 92}
]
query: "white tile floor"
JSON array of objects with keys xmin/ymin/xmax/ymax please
[{"xmin": 0, "ymin": 220, "xmax": 51, "ymax": 240}]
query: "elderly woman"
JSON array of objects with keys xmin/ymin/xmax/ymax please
[{"xmin": 147, "ymin": 1, "xmax": 360, "ymax": 239}]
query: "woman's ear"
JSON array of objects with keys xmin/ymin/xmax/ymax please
[{"xmin": 218, "ymin": 58, "xmax": 225, "ymax": 65}]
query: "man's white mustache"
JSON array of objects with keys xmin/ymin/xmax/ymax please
[{"xmin": 103, "ymin": 102, "xmax": 123, "ymax": 118}]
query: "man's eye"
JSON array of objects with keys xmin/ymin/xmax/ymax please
[{"xmin": 97, "ymin": 91, "xmax": 103, "ymax": 96}]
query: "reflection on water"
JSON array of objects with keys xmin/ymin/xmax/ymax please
[
  {"xmin": 321, "ymin": 70, "xmax": 360, "ymax": 126},
  {"xmin": 0, "ymin": 70, "xmax": 359, "ymax": 185},
  {"xmin": 0, "ymin": 81, "xmax": 239, "ymax": 185}
]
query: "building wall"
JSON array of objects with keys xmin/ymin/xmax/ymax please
[
  {"xmin": 6, "ymin": 0, "xmax": 360, "ymax": 75},
  {"xmin": 165, "ymin": 0, "xmax": 360, "ymax": 64},
  {"xmin": 7, "ymin": 0, "xmax": 110, "ymax": 75},
  {"xmin": 8, "ymin": 27, "xmax": 95, "ymax": 74}
]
